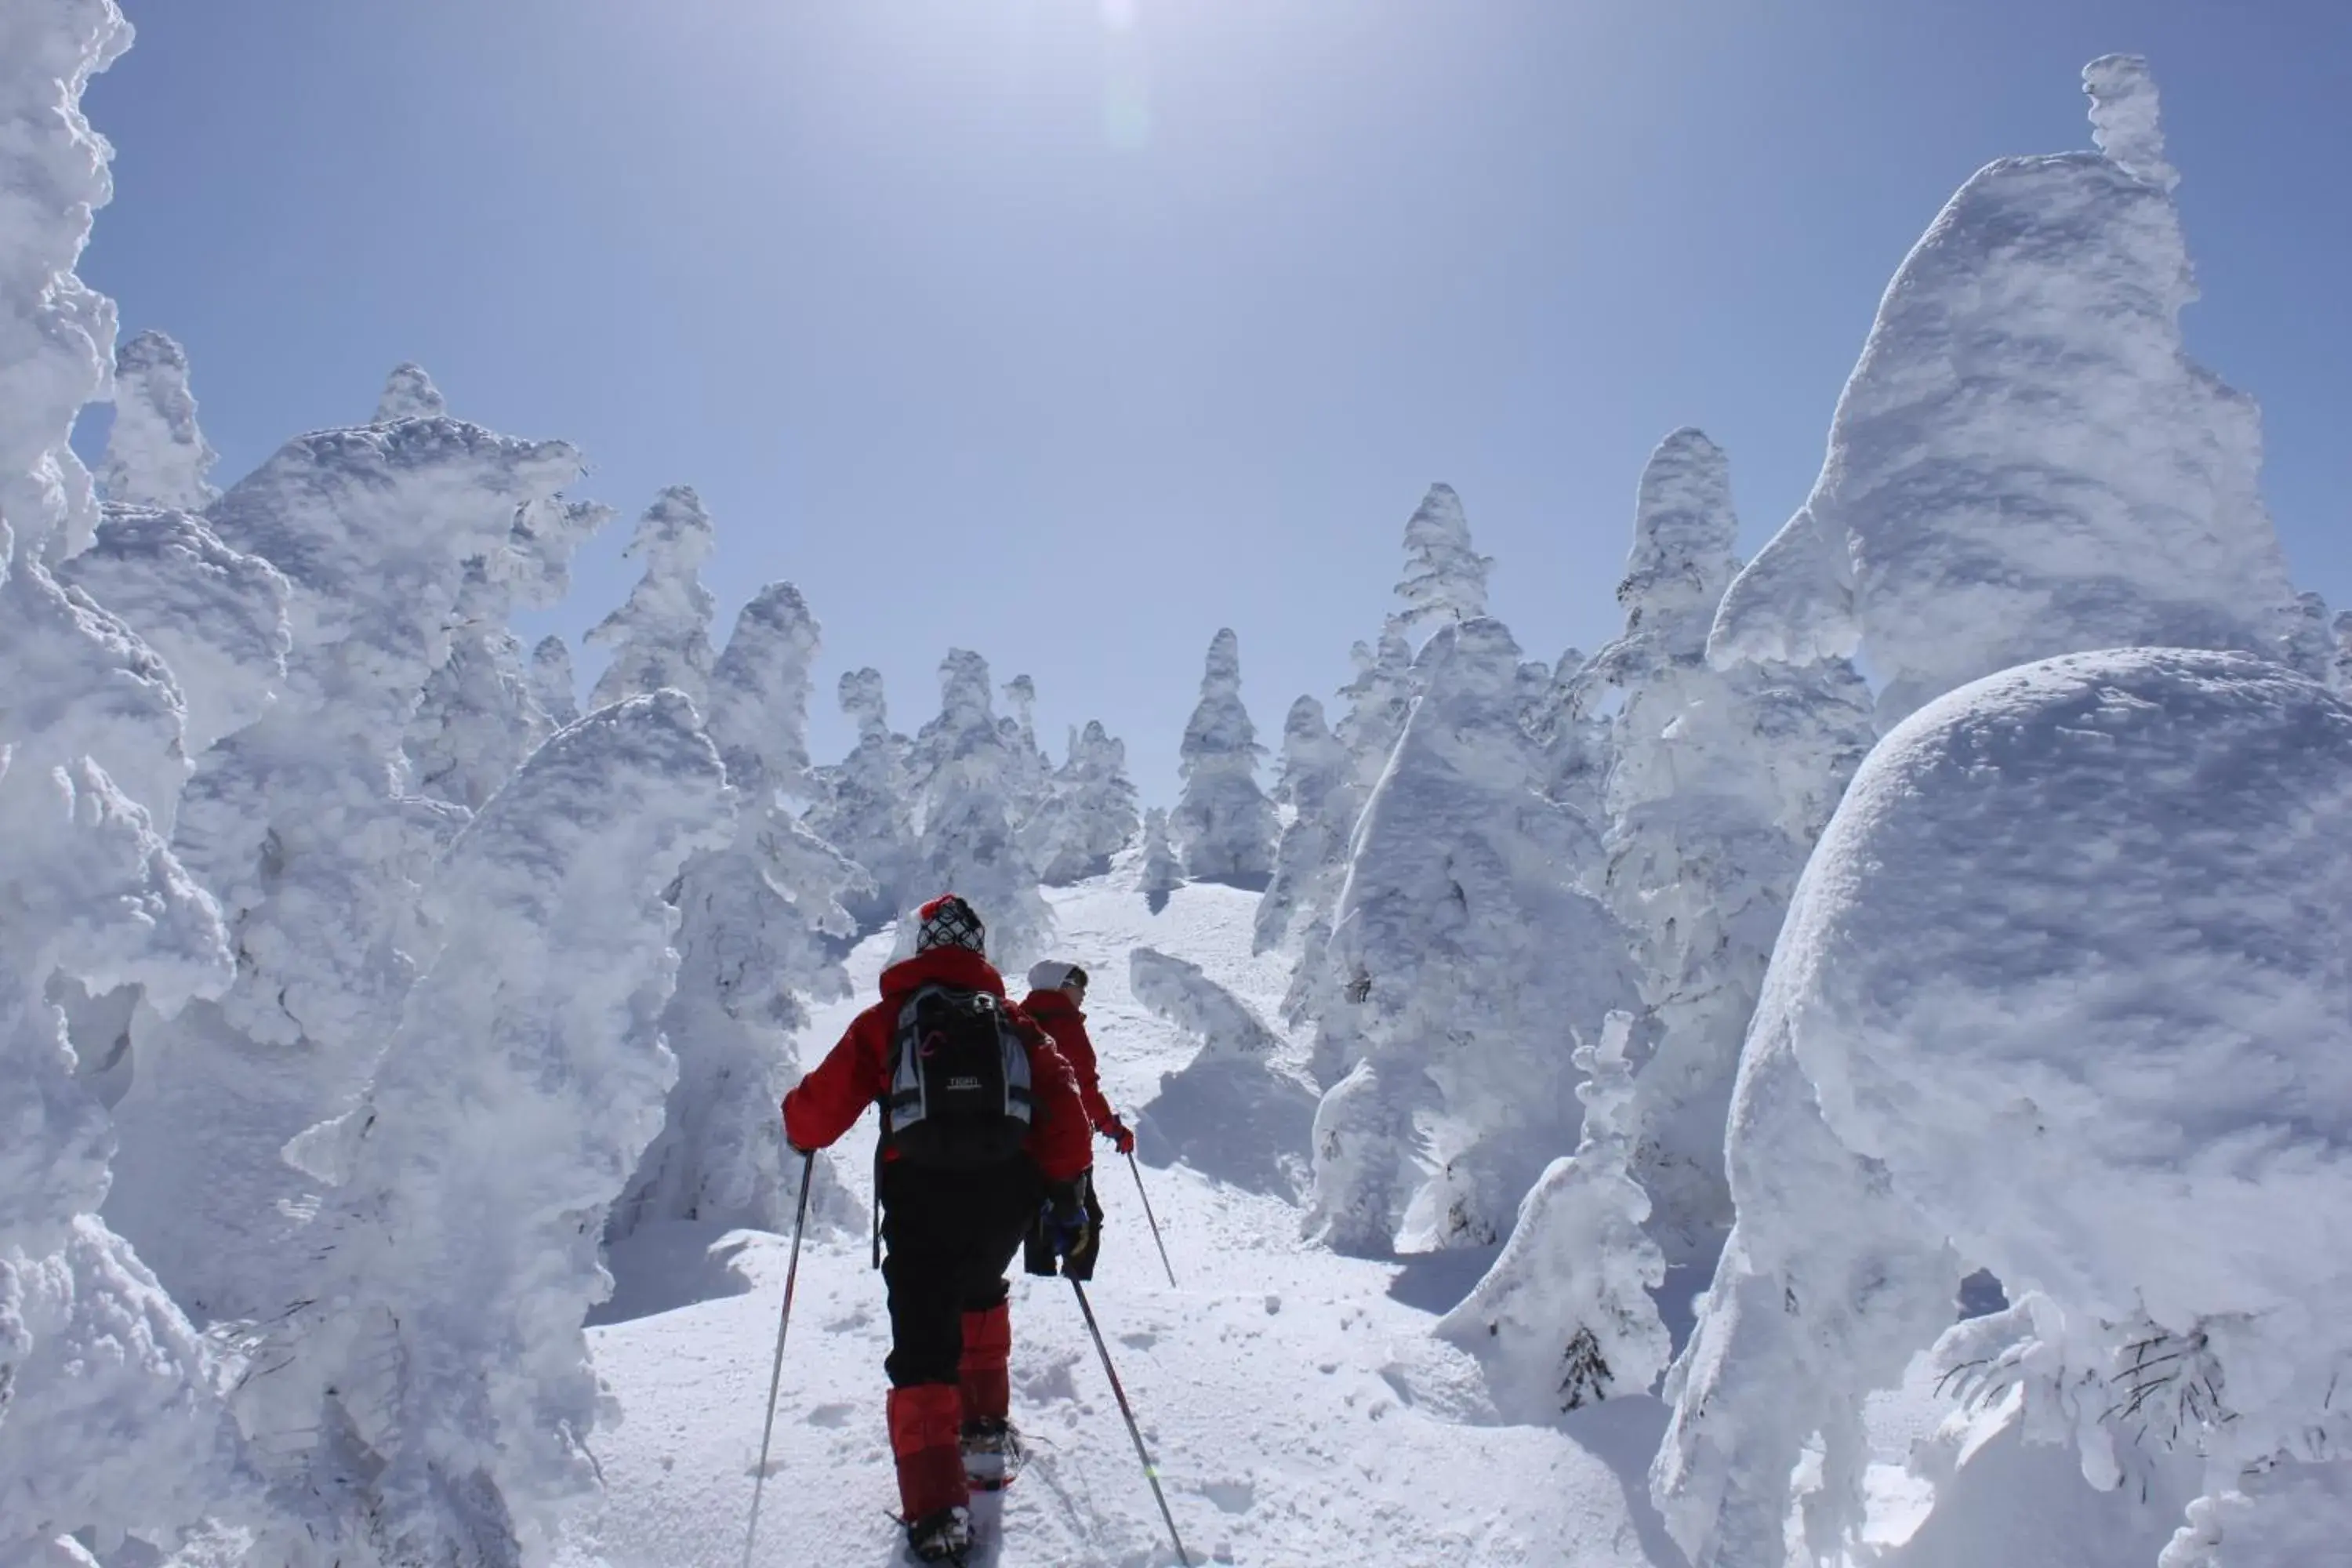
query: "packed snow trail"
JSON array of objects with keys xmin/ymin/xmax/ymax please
[
  {"xmin": 565, "ymin": 877, "xmax": 1686, "ymax": 1568},
  {"xmin": 567, "ymin": 872, "xmax": 2187, "ymax": 1568}
]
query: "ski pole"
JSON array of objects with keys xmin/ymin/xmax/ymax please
[
  {"xmin": 1125, "ymin": 1150, "xmax": 1178, "ymax": 1288},
  {"xmin": 742, "ymin": 1150, "xmax": 815, "ymax": 1568},
  {"xmin": 1069, "ymin": 1277, "xmax": 1192, "ymax": 1568}
]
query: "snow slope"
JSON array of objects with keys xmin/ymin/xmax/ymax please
[{"xmin": 567, "ymin": 869, "xmax": 1693, "ymax": 1568}]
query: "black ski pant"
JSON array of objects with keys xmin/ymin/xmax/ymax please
[{"xmin": 880, "ymin": 1157, "xmax": 1043, "ymax": 1388}]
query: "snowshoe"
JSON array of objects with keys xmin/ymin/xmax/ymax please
[
  {"xmin": 906, "ymin": 1504, "xmax": 973, "ymax": 1563},
  {"xmin": 960, "ymin": 1417, "xmax": 1025, "ymax": 1492}
]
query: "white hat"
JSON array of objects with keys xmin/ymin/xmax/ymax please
[{"xmin": 1028, "ymin": 960, "xmax": 1083, "ymax": 991}]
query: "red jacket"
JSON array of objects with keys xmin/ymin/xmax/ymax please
[
  {"xmin": 1020, "ymin": 989, "xmax": 1117, "ymax": 1134},
  {"xmin": 783, "ymin": 947, "xmax": 1093, "ymax": 1184}
]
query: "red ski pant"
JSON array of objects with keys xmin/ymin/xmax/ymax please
[{"xmin": 879, "ymin": 1158, "xmax": 1040, "ymax": 1519}]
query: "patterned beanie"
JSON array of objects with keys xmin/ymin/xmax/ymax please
[{"xmin": 916, "ymin": 894, "xmax": 986, "ymax": 954}]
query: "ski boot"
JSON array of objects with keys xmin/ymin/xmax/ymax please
[
  {"xmin": 906, "ymin": 1504, "xmax": 973, "ymax": 1563},
  {"xmin": 961, "ymin": 1416, "xmax": 1025, "ymax": 1491}
]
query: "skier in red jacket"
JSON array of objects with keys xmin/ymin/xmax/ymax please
[
  {"xmin": 1017, "ymin": 960, "xmax": 1129, "ymax": 1283},
  {"xmin": 1021, "ymin": 960, "xmax": 1133, "ymax": 1152},
  {"xmin": 783, "ymin": 895, "xmax": 1096, "ymax": 1563}
]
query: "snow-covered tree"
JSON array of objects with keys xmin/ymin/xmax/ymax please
[
  {"xmin": 1656, "ymin": 648, "xmax": 2352, "ymax": 1568},
  {"xmin": 1030, "ymin": 719, "xmax": 1140, "ymax": 885},
  {"xmin": 1534, "ymin": 647, "xmax": 1610, "ymax": 826},
  {"xmin": 1334, "ymin": 621, "xmax": 1415, "ymax": 797},
  {"xmin": 1439, "ymin": 1012, "xmax": 1669, "ymax": 1419},
  {"xmin": 903, "ymin": 648, "xmax": 1052, "ymax": 967},
  {"xmin": 530, "ymin": 633, "xmax": 579, "ymax": 728},
  {"xmin": 406, "ymin": 492, "xmax": 608, "ymax": 811},
  {"xmin": 107, "ymin": 412, "xmax": 589, "ymax": 1321},
  {"xmin": 1393, "ymin": 482, "xmax": 1490, "ymax": 641},
  {"xmin": 615, "ymin": 583, "xmax": 866, "ymax": 1239},
  {"xmin": 99, "ymin": 328, "xmax": 217, "ymax": 510},
  {"xmin": 240, "ymin": 691, "xmax": 731, "ymax": 1568},
  {"xmin": 586, "ymin": 485, "xmax": 717, "ymax": 713},
  {"xmin": 57, "ymin": 507, "xmax": 292, "ymax": 760},
  {"xmin": 372, "ymin": 361, "xmax": 446, "ymax": 423},
  {"xmin": 0, "ymin": 12, "xmax": 261, "ymax": 1558},
  {"xmin": 1128, "ymin": 946, "xmax": 1281, "ymax": 1058},
  {"xmin": 1306, "ymin": 619, "xmax": 1639, "ymax": 1255},
  {"xmin": 999, "ymin": 671, "xmax": 1055, "ymax": 832},
  {"xmin": 1172, "ymin": 627, "xmax": 1278, "ymax": 886},
  {"xmin": 1255, "ymin": 695, "xmax": 1353, "ymax": 958},
  {"xmin": 1711, "ymin": 55, "xmax": 2303, "ymax": 728},
  {"xmin": 1594, "ymin": 430, "xmax": 1871, "ymax": 1264},
  {"xmin": 1139, "ymin": 805, "xmax": 1181, "ymax": 914},
  {"xmin": 807, "ymin": 666, "xmax": 915, "ymax": 929}
]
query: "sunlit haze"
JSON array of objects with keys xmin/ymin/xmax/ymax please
[{"xmin": 79, "ymin": 0, "xmax": 2352, "ymax": 795}]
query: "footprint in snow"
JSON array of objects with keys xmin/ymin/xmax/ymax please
[{"xmin": 808, "ymin": 1402, "xmax": 856, "ymax": 1428}]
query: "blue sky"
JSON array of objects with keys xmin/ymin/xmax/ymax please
[{"xmin": 78, "ymin": 0, "xmax": 2352, "ymax": 800}]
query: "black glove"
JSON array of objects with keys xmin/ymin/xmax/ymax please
[{"xmin": 1043, "ymin": 1178, "xmax": 1092, "ymax": 1262}]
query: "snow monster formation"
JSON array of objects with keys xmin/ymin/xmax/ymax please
[
  {"xmin": 240, "ymin": 693, "xmax": 732, "ymax": 1568},
  {"xmin": 1710, "ymin": 56, "xmax": 2304, "ymax": 728},
  {"xmin": 614, "ymin": 583, "xmax": 867, "ymax": 1240},
  {"xmin": 0, "ymin": 6, "xmax": 260, "ymax": 1560},
  {"xmin": 1306, "ymin": 619, "xmax": 1638, "ymax": 1256},
  {"xmin": 1171, "ymin": 627, "xmax": 1278, "ymax": 887},
  {"xmin": 107, "ymin": 408, "xmax": 590, "ymax": 1322},
  {"xmin": 1653, "ymin": 651, "xmax": 2352, "ymax": 1568}
]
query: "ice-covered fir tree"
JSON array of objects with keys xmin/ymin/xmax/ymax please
[
  {"xmin": 586, "ymin": 485, "xmax": 717, "ymax": 712},
  {"xmin": 372, "ymin": 361, "xmax": 446, "ymax": 423},
  {"xmin": 1030, "ymin": 719, "xmax": 1141, "ymax": 885},
  {"xmin": 530, "ymin": 633, "xmax": 580, "ymax": 728},
  {"xmin": 999, "ymin": 672, "xmax": 1055, "ymax": 832},
  {"xmin": 1306, "ymin": 619, "xmax": 1639, "ymax": 1255},
  {"xmin": 1593, "ymin": 430, "xmax": 1854, "ymax": 1263},
  {"xmin": 407, "ymin": 492, "xmax": 610, "ymax": 811},
  {"xmin": 1255, "ymin": 695, "xmax": 1354, "ymax": 957},
  {"xmin": 1711, "ymin": 55, "xmax": 2303, "ymax": 727},
  {"xmin": 806, "ymin": 666, "xmax": 916, "ymax": 930},
  {"xmin": 243, "ymin": 693, "xmax": 731, "ymax": 1568},
  {"xmin": 1139, "ymin": 805, "xmax": 1182, "ymax": 913},
  {"xmin": 615, "ymin": 584, "xmax": 866, "ymax": 1238},
  {"xmin": 107, "ymin": 408, "xmax": 588, "ymax": 1321},
  {"xmin": 1172, "ymin": 627, "xmax": 1278, "ymax": 886},
  {"xmin": 0, "ymin": 13, "xmax": 263, "ymax": 1556},
  {"xmin": 1334, "ymin": 621, "xmax": 1415, "ymax": 798},
  {"xmin": 1440, "ymin": 1012, "xmax": 1670, "ymax": 1418},
  {"xmin": 904, "ymin": 648, "xmax": 1052, "ymax": 967},
  {"xmin": 99, "ymin": 328, "xmax": 218, "ymax": 510},
  {"xmin": 1393, "ymin": 482, "xmax": 1491, "ymax": 641},
  {"xmin": 57, "ymin": 506, "xmax": 292, "ymax": 761}
]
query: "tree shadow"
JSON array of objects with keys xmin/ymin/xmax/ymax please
[
  {"xmin": 1187, "ymin": 871, "xmax": 1272, "ymax": 894},
  {"xmin": 590, "ymin": 1219, "xmax": 757, "ymax": 1327},
  {"xmin": 1383, "ymin": 1244, "xmax": 1504, "ymax": 1316},
  {"xmin": 1134, "ymin": 1054, "xmax": 1315, "ymax": 1201}
]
